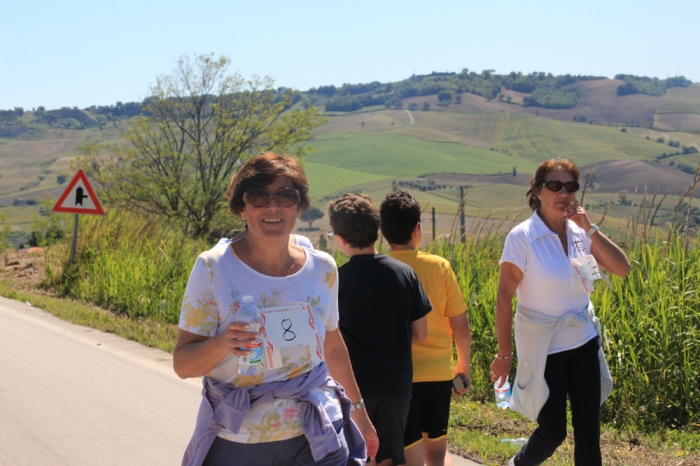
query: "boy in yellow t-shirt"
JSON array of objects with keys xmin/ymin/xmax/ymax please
[{"xmin": 380, "ymin": 190, "xmax": 472, "ymax": 466}]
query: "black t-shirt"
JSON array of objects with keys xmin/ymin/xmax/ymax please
[{"xmin": 338, "ymin": 254, "xmax": 432, "ymax": 395}]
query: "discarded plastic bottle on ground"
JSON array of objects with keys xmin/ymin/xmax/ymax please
[
  {"xmin": 501, "ymin": 438, "xmax": 528, "ymax": 446},
  {"xmin": 236, "ymin": 295, "xmax": 264, "ymax": 376},
  {"xmin": 494, "ymin": 377, "xmax": 512, "ymax": 409}
]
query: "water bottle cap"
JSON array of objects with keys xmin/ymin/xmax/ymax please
[{"xmin": 241, "ymin": 295, "xmax": 255, "ymax": 304}]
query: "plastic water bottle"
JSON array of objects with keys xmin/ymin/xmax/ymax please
[
  {"xmin": 236, "ymin": 295, "xmax": 264, "ymax": 376},
  {"xmin": 494, "ymin": 377, "xmax": 512, "ymax": 409},
  {"xmin": 501, "ymin": 438, "xmax": 528, "ymax": 446}
]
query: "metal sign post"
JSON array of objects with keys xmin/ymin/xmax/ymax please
[{"xmin": 70, "ymin": 214, "xmax": 79, "ymax": 266}]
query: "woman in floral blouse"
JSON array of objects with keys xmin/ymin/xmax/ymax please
[{"xmin": 174, "ymin": 152, "xmax": 378, "ymax": 466}]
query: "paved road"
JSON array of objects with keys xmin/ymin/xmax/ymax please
[{"xmin": 0, "ymin": 296, "xmax": 480, "ymax": 465}]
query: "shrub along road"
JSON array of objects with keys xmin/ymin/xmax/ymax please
[{"xmin": 0, "ymin": 296, "xmax": 478, "ymax": 465}]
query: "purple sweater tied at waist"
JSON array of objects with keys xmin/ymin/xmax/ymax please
[{"xmin": 181, "ymin": 362, "xmax": 367, "ymax": 466}]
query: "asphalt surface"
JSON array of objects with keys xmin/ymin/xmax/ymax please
[{"xmin": 0, "ymin": 296, "xmax": 480, "ymax": 465}]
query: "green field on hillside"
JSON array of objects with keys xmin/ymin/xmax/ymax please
[
  {"xmin": 304, "ymin": 133, "xmax": 539, "ymax": 178},
  {"xmin": 303, "ymin": 110, "xmax": 670, "ymax": 201},
  {"xmin": 0, "ymin": 205, "xmax": 40, "ymax": 231},
  {"xmin": 316, "ymin": 110, "xmax": 507, "ymax": 149},
  {"xmin": 303, "ymin": 162, "xmax": 388, "ymax": 198},
  {"xmin": 659, "ymin": 152, "xmax": 700, "ymax": 168},
  {"xmin": 658, "ymin": 84, "xmax": 700, "ymax": 114},
  {"xmin": 493, "ymin": 112, "xmax": 663, "ymax": 165}
]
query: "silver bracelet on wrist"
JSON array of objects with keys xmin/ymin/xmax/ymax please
[
  {"xmin": 587, "ymin": 224, "xmax": 600, "ymax": 237},
  {"xmin": 351, "ymin": 399, "xmax": 366, "ymax": 412},
  {"xmin": 494, "ymin": 352, "xmax": 513, "ymax": 360}
]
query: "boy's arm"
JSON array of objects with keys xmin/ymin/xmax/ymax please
[
  {"xmin": 449, "ymin": 312, "xmax": 472, "ymax": 395},
  {"xmin": 411, "ymin": 315, "xmax": 428, "ymax": 342}
]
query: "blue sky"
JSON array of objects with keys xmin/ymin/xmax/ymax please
[{"xmin": 2, "ymin": 0, "xmax": 699, "ymax": 110}]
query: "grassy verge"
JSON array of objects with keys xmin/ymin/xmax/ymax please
[{"xmin": 448, "ymin": 397, "xmax": 700, "ymax": 465}]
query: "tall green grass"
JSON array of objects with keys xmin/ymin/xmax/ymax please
[
  {"xmin": 45, "ymin": 209, "xmax": 207, "ymax": 323},
  {"xmin": 44, "ymin": 201, "xmax": 700, "ymax": 431}
]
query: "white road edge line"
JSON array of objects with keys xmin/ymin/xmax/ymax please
[{"xmin": 0, "ymin": 303, "xmax": 202, "ymax": 389}]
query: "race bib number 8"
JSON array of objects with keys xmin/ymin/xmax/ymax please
[
  {"xmin": 571, "ymin": 254, "xmax": 610, "ymax": 293},
  {"xmin": 260, "ymin": 303, "xmax": 323, "ymax": 370}
]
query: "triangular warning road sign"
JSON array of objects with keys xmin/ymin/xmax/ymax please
[{"xmin": 53, "ymin": 169, "xmax": 104, "ymax": 215}]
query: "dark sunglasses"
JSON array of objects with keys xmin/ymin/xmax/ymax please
[
  {"xmin": 541, "ymin": 180, "xmax": 579, "ymax": 193},
  {"xmin": 243, "ymin": 188, "xmax": 300, "ymax": 208}
]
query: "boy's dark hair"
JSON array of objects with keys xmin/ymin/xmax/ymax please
[
  {"xmin": 328, "ymin": 193, "xmax": 379, "ymax": 249},
  {"xmin": 380, "ymin": 190, "xmax": 421, "ymax": 245}
]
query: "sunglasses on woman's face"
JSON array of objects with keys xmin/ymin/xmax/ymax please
[
  {"xmin": 541, "ymin": 180, "xmax": 580, "ymax": 193},
  {"xmin": 243, "ymin": 188, "xmax": 300, "ymax": 208}
]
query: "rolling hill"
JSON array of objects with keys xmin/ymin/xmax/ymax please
[{"xmin": 2, "ymin": 73, "xmax": 700, "ymax": 240}]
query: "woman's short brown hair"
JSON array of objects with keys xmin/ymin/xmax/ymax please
[
  {"xmin": 526, "ymin": 158, "xmax": 580, "ymax": 211},
  {"xmin": 226, "ymin": 152, "xmax": 310, "ymax": 215}
]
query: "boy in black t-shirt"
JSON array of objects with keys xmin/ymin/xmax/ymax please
[{"xmin": 328, "ymin": 193, "xmax": 431, "ymax": 466}]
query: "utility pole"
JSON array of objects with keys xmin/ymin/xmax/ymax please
[{"xmin": 459, "ymin": 186, "xmax": 466, "ymax": 243}]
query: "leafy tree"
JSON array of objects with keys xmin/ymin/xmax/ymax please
[
  {"xmin": 78, "ymin": 54, "xmax": 325, "ymax": 238},
  {"xmin": 422, "ymin": 102, "xmax": 430, "ymax": 111},
  {"xmin": 300, "ymin": 206, "xmax": 324, "ymax": 229},
  {"xmin": 615, "ymin": 74, "xmax": 692, "ymax": 96},
  {"xmin": 56, "ymin": 174, "xmax": 67, "ymax": 184},
  {"xmin": 408, "ymin": 103, "xmax": 418, "ymax": 111},
  {"xmin": 30, "ymin": 195, "xmax": 71, "ymax": 246},
  {"xmin": 438, "ymin": 90, "xmax": 453, "ymax": 102}
]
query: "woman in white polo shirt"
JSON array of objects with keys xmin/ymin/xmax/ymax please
[{"xmin": 490, "ymin": 158, "xmax": 630, "ymax": 466}]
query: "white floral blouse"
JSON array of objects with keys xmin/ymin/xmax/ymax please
[{"xmin": 179, "ymin": 239, "xmax": 341, "ymax": 443}]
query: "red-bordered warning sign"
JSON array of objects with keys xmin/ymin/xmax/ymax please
[{"xmin": 52, "ymin": 169, "xmax": 104, "ymax": 215}]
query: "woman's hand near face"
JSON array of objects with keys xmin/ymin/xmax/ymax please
[
  {"xmin": 562, "ymin": 197, "xmax": 631, "ymax": 276},
  {"xmin": 563, "ymin": 196, "xmax": 592, "ymax": 231}
]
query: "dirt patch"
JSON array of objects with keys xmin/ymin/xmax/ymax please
[
  {"xmin": 1, "ymin": 248, "xmax": 48, "ymax": 293},
  {"xmin": 580, "ymin": 160, "xmax": 700, "ymax": 196}
]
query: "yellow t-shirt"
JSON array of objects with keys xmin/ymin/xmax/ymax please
[{"xmin": 389, "ymin": 250, "xmax": 468, "ymax": 382}]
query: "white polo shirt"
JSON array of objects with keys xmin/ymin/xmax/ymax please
[{"xmin": 500, "ymin": 211, "xmax": 597, "ymax": 354}]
